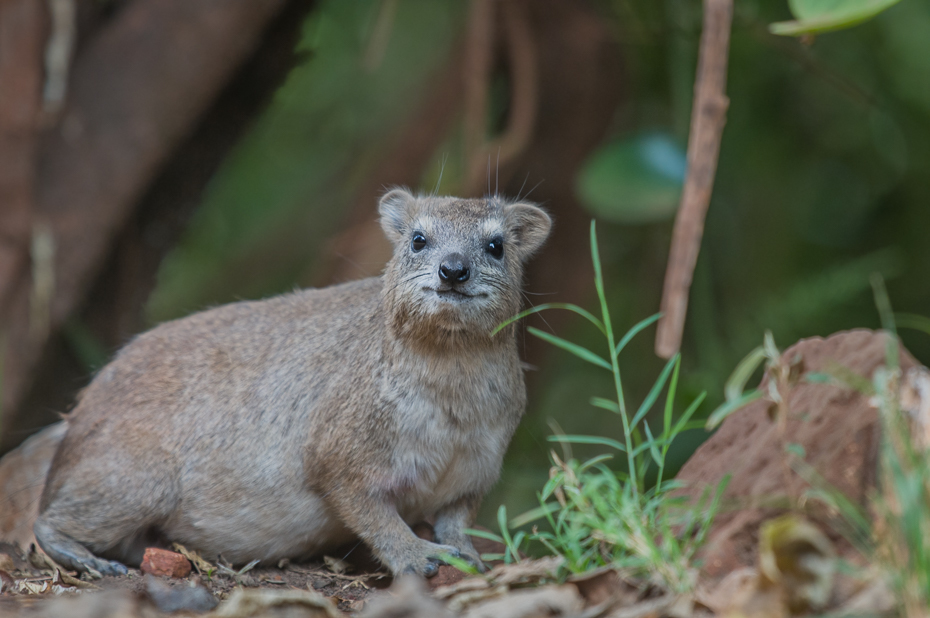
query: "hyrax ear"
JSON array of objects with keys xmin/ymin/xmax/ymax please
[
  {"xmin": 379, "ymin": 188, "xmax": 415, "ymax": 246},
  {"xmin": 505, "ymin": 202, "xmax": 552, "ymax": 259}
]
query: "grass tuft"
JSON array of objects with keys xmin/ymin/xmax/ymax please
[{"xmin": 478, "ymin": 221, "xmax": 725, "ymax": 593}]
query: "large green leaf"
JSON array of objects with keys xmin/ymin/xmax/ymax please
[
  {"xmin": 771, "ymin": 0, "xmax": 903, "ymax": 36},
  {"xmin": 575, "ymin": 133, "xmax": 686, "ymax": 224}
]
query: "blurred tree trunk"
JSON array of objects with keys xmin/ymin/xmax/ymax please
[
  {"xmin": 0, "ymin": 0, "xmax": 298, "ymax": 451},
  {"xmin": 0, "ymin": 0, "xmax": 44, "ymax": 321}
]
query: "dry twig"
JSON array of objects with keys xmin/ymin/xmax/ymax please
[{"xmin": 655, "ymin": 0, "xmax": 733, "ymax": 359}]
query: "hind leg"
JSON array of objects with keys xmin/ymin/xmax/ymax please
[
  {"xmin": 34, "ymin": 516, "xmax": 128, "ymax": 576},
  {"xmin": 36, "ymin": 439, "xmax": 179, "ymax": 576}
]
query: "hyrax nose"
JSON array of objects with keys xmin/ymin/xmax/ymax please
[{"xmin": 438, "ymin": 253, "xmax": 470, "ymax": 284}]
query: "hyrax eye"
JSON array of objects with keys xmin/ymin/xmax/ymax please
[
  {"xmin": 486, "ymin": 236, "xmax": 504, "ymax": 259},
  {"xmin": 411, "ymin": 232, "xmax": 427, "ymax": 252}
]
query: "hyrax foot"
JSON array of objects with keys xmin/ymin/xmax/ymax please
[
  {"xmin": 433, "ymin": 533, "xmax": 486, "ymax": 572},
  {"xmin": 392, "ymin": 539, "xmax": 463, "ymax": 578},
  {"xmin": 34, "ymin": 518, "xmax": 129, "ymax": 577}
]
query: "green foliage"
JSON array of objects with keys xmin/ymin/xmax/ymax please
[
  {"xmin": 146, "ymin": 0, "xmax": 466, "ymax": 322},
  {"xmin": 482, "ymin": 223, "xmax": 726, "ymax": 591},
  {"xmin": 771, "ymin": 0, "xmax": 904, "ymax": 36},
  {"xmin": 575, "ymin": 133, "xmax": 686, "ymax": 224}
]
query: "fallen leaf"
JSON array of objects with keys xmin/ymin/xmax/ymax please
[
  {"xmin": 324, "ymin": 555, "xmax": 349, "ymax": 575},
  {"xmin": 360, "ymin": 576, "xmax": 452, "ymax": 618},
  {"xmin": 173, "ymin": 542, "xmax": 216, "ymax": 575},
  {"xmin": 461, "ymin": 584, "xmax": 583, "ymax": 618},
  {"xmin": 433, "ymin": 576, "xmax": 491, "ymax": 600},
  {"xmin": 209, "ymin": 587, "xmax": 343, "ymax": 618},
  {"xmin": 55, "ymin": 568, "xmax": 99, "ymax": 590},
  {"xmin": 485, "ymin": 557, "xmax": 563, "ymax": 587},
  {"xmin": 568, "ymin": 566, "xmax": 639, "ymax": 607},
  {"xmin": 695, "ymin": 568, "xmax": 757, "ymax": 613},
  {"xmin": 758, "ymin": 515, "xmax": 835, "ymax": 613},
  {"xmin": 446, "ymin": 585, "xmax": 508, "ymax": 614}
]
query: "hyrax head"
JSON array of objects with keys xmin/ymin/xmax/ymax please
[{"xmin": 379, "ymin": 189, "xmax": 551, "ymax": 338}]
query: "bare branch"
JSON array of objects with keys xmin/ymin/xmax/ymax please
[{"xmin": 655, "ymin": 0, "xmax": 733, "ymax": 359}]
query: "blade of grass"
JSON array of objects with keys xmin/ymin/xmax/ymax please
[
  {"xmin": 492, "ymin": 303, "xmax": 606, "ymax": 336},
  {"xmin": 870, "ymin": 274, "xmax": 898, "ymax": 371},
  {"xmin": 631, "ymin": 354, "xmax": 679, "ymax": 428},
  {"xmin": 671, "ymin": 391, "xmax": 706, "ymax": 436},
  {"xmin": 590, "ymin": 397, "xmax": 620, "ymax": 413},
  {"xmin": 510, "ymin": 503, "xmax": 560, "ymax": 528},
  {"xmin": 464, "ymin": 528, "xmax": 505, "ymax": 543},
  {"xmin": 548, "ymin": 435, "xmax": 627, "ymax": 452},
  {"xmin": 527, "ymin": 327, "xmax": 612, "ymax": 371},
  {"xmin": 724, "ymin": 345, "xmax": 766, "ymax": 403},
  {"xmin": 706, "ymin": 389, "xmax": 763, "ymax": 429},
  {"xmin": 895, "ymin": 313, "xmax": 930, "ymax": 338},
  {"xmin": 590, "ymin": 220, "xmax": 638, "ymax": 497},
  {"xmin": 614, "ymin": 312, "xmax": 662, "ymax": 356}
]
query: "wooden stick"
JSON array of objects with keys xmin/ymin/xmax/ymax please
[{"xmin": 655, "ymin": 0, "xmax": 733, "ymax": 359}]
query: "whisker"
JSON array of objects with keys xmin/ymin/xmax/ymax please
[
  {"xmin": 522, "ymin": 179, "xmax": 544, "ymax": 201},
  {"xmin": 516, "ymin": 173, "xmax": 530, "ymax": 201},
  {"xmin": 495, "ymin": 147, "xmax": 501, "ymax": 198},
  {"xmin": 434, "ymin": 154, "xmax": 447, "ymax": 196}
]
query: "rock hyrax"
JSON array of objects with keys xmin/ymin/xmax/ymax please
[{"xmin": 33, "ymin": 189, "xmax": 551, "ymax": 577}]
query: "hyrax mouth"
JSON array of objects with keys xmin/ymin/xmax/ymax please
[{"xmin": 425, "ymin": 287, "xmax": 488, "ymax": 302}]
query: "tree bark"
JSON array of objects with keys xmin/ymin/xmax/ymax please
[{"xmin": 1, "ymin": 0, "xmax": 287, "ymax": 441}]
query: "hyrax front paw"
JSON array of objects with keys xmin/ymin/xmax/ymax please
[
  {"xmin": 433, "ymin": 532, "xmax": 486, "ymax": 572},
  {"xmin": 391, "ymin": 539, "xmax": 462, "ymax": 578}
]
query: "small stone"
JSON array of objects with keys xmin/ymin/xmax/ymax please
[{"xmin": 140, "ymin": 548, "xmax": 192, "ymax": 578}]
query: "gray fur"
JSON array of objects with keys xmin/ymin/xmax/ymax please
[{"xmin": 34, "ymin": 191, "xmax": 551, "ymax": 577}]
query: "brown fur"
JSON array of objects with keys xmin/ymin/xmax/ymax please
[
  {"xmin": 30, "ymin": 190, "xmax": 550, "ymax": 577},
  {"xmin": 0, "ymin": 422, "xmax": 66, "ymax": 550}
]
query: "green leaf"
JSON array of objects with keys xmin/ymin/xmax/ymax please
[
  {"xmin": 725, "ymin": 346, "xmax": 766, "ymax": 403},
  {"xmin": 492, "ymin": 303, "xmax": 605, "ymax": 337},
  {"xmin": 527, "ymin": 327, "xmax": 612, "ymax": 371},
  {"xmin": 614, "ymin": 313, "xmax": 662, "ymax": 356},
  {"xmin": 579, "ymin": 454, "xmax": 615, "ymax": 471},
  {"xmin": 464, "ymin": 528, "xmax": 504, "ymax": 543},
  {"xmin": 590, "ymin": 397, "xmax": 620, "ymax": 413},
  {"xmin": 510, "ymin": 503, "xmax": 560, "ymax": 528},
  {"xmin": 786, "ymin": 443, "xmax": 807, "ymax": 458},
  {"xmin": 438, "ymin": 553, "xmax": 480, "ymax": 575},
  {"xmin": 643, "ymin": 422, "xmax": 663, "ymax": 467},
  {"xmin": 548, "ymin": 435, "xmax": 627, "ymax": 452},
  {"xmin": 896, "ymin": 313, "xmax": 930, "ymax": 337},
  {"xmin": 706, "ymin": 390, "xmax": 764, "ymax": 430},
  {"xmin": 804, "ymin": 372, "xmax": 837, "ymax": 384},
  {"xmin": 576, "ymin": 133, "xmax": 686, "ymax": 224},
  {"xmin": 671, "ymin": 392, "xmax": 707, "ymax": 437},
  {"xmin": 771, "ymin": 0, "xmax": 903, "ymax": 36},
  {"xmin": 632, "ymin": 354, "xmax": 680, "ymax": 428}
]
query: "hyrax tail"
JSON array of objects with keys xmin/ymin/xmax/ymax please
[{"xmin": 0, "ymin": 422, "xmax": 66, "ymax": 550}]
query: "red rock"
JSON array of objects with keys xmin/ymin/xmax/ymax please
[
  {"xmin": 676, "ymin": 330, "xmax": 920, "ymax": 579},
  {"xmin": 140, "ymin": 547, "xmax": 192, "ymax": 578}
]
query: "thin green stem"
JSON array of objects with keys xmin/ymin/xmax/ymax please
[{"xmin": 590, "ymin": 221, "xmax": 638, "ymax": 498}]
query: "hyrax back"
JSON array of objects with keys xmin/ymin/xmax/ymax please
[{"xmin": 35, "ymin": 190, "xmax": 551, "ymax": 577}]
